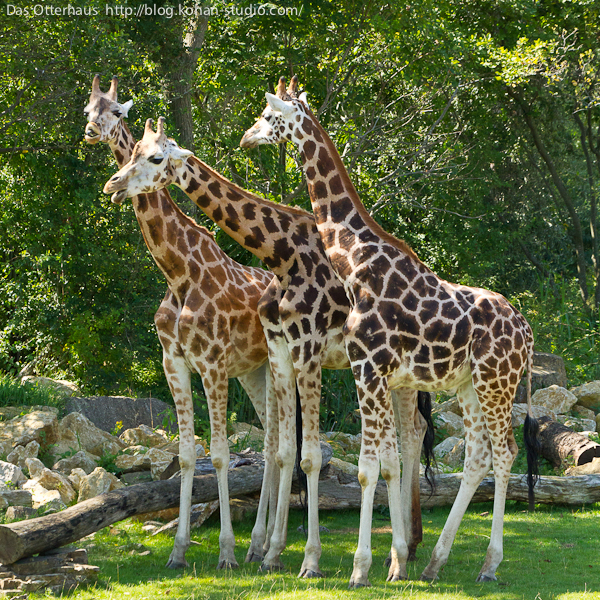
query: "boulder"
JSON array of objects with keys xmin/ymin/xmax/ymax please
[
  {"xmin": 228, "ymin": 422, "xmax": 266, "ymax": 448},
  {"xmin": 571, "ymin": 405, "xmax": 596, "ymax": 421},
  {"xmin": 23, "ymin": 482, "xmax": 66, "ymax": 512},
  {"xmin": 532, "ymin": 385, "xmax": 578, "ymax": 414},
  {"xmin": 51, "ymin": 412, "xmax": 124, "ymax": 460},
  {"xmin": 0, "ymin": 460, "xmax": 27, "ymax": 486},
  {"xmin": 67, "ymin": 468, "xmax": 87, "ymax": 492},
  {"xmin": 52, "ymin": 450, "xmax": 99, "ymax": 475},
  {"xmin": 570, "ymin": 381, "xmax": 600, "ymax": 412},
  {"xmin": 511, "ymin": 404, "xmax": 557, "ymax": 428},
  {"xmin": 7, "ymin": 440, "xmax": 40, "ymax": 472},
  {"xmin": 328, "ymin": 457, "xmax": 359, "ymax": 478},
  {"xmin": 432, "ymin": 397, "xmax": 462, "ymax": 416},
  {"xmin": 119, "ymin": 424, "xmax": 169, "ymax": 448},
  {"xmin": 21, "ymin": 376, "xmax": 82, "ymax": 397},
  {"xmin": 35, "ymin": 468, "xmax": 77, "ymax": 504},
  {"xmin": 530, "ymin": 352, "xmax": 568, "ymax": 390},
  {"xmin": 115, "ymin": 452, "xmax": 151, "ymax": 473},
  {"xmin": 64, "ymin": 395, "xmax": 175, "ymax": 434},
  {"xmin": 0, "ymin": 409, "xmax": 59, "ymax": 448},
  {"xmin": 434, "ymin": 436, "xmax": 465, "ymax": 468},
  {"xmin": 5, "ymin": 505, "xmax": 38, "ymax": 522},
  {"xmin": 78, "ymin": 467, "xmax": 124, "ymax": 502},
  {"xmin": 556, "ymin": 416, "xmax": 596, "ymax": 433},
  {"xmin": 0, "ymin": 489, "xmax": 32, "ymax": 509},
  {"xmin": 147, "ymin": 447, "xmax": 176, "ymax": 480},
  {"xmin": 434, "ymin": 411, "xmax": 464, "ymax": 437},
  {"xmin": 24, "ymin": 457, "xmax": 45, "ymax": 479},
  {"xmin": 323, "ymin": 431, "xmax": 362, "ymax": 453}
]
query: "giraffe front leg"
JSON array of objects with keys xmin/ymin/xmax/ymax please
[
  {"xmin": 259, "ymin": 339, "xmax": 297, "ymax": 573},
  {"xmin": 297, "ymin": 367, "xmax": 324, "ymax": 579},
  {"xmin": 239, "ymin": 365, "xmax": 278, "ymax": 564},
  {"xmin": 204, "ymin": 367, "xmax": 239, "ymax": 571},
  {"xmin": 162, "ymin": 354, "xmax": 194, "ymax": 570},
  {"xmin": 391, "ymin": 388, "xmax": 426, "ymax": 562}
]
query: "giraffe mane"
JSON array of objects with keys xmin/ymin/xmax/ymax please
[{"xmin": 300, "ymin": 102, "xmax": 428, "ymax": 268}]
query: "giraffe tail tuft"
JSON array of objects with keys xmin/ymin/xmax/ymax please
[
  {"xmin": 523, "ymin": 339, "xmax": 540, "ymax": 512},
  {"xmin": 418, "ymin": 391, "xmax": 436, "ymax": 494}
]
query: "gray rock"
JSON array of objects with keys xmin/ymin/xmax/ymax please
[
  {"xmin": 51, "ymin": 412, "xmax": 125, "ymax": 460},
  {"xmin": 432, "ymin": 397, "xmax": 462, "ymax": 416},
  {"xmin": 5, "ymin": 505, "xmax": 37, "ymax": 522},
  {"xmin": 24, "ymin": 457, "xmax": 45, "ymax": 479},
  {"xmin": 78, "ymin": 467, "xmax": 124, "ymax": 502},
  {"xmin": 0, "ymin": 409, "xmax": 59, "ymax": 448},
  {"xmin": 7, "ymin": 440, "xmax": 40, "ymax": 472},
  {"xmin": 64, "ymin": 396, "xmax": 175, "ymax": 434},
  {"xmin": 434, "ymin": 411, "xmax": 464, "ymax": 437},
  {"xmin": 0, "ymin": 460, "xmax": 27, "ymax": 486},
  {"xmin": 556, "ymin": 415, "xmax": 596, "ymax": 433},
  {"xmin": 531, "ymin": 352, "xmax": 568, "ymax": 390},
  {"xmin": 532, "ymin": 385, "xmax": 578, "ymax": 414},
  {"xmin": 20, "ymin": 376, "xmax": 81, "ymax": 397},
  {"xmin": 0, "ymin": 489, "xmax": 33, "ymax": 508},
  {"xmin": 511, "ymin": 404, "xmax": 557, "ymax": 428},
  {"xmin": 52, "ymin": 450, "xmax": 99, "ymax": 475},
  {"xmin": 570, "ymin": 381, "xmax": 600, "ymax": 412},
  {"xmin": 119, "ymin": 424, "xmax": 169, "ymax": 448}
]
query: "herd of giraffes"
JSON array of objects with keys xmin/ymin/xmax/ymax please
[{"xmin": 83, "ymin": 74, "xmax": 539, "ymax": 587}]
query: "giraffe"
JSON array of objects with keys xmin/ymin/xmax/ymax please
[
  {"xmin": 102, "ymin": 112, "xmax": 435, "ymax": 578},
  {"xmin": 240, "ymin": 77, "xmax": 540, "ymax": 586},
  {"xmin": 84, "ymin": 75, "xmax": 280, "ymax": 570}
]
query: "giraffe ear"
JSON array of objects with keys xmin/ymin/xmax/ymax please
[
  {"xmin": 298, "ymin": 92, "xmax": 310, "ymax": 110},
  {"xmin": 168, "ymin": 140, "xmax": 194, "ymax": 166},
  {"xmin": 117, "ymin": 99, "xmax": 134, "ymax": 118},
  {"xmin": 265, "ymin": 92, "xmax": 294, "ymax": 117}
]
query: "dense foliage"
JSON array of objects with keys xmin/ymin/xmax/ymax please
[{"xmin": 1, "ymin": 0, "xmax": 599, "ymax": 419}]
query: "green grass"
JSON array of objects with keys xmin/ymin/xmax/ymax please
[
  {"xmin": 24, "ymin": 503, "xmax": 600, "ymax": 600},
  {"xmin": 0, "ymin": 372, "xmax": 65, "ymax": 414}
]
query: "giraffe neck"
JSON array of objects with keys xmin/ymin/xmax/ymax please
[
  {"xmin": 172, "ymin": 156, "xmax": 318, "ymax": 278},
  {"xmin": 107, "ymin": 121, "xmax": 219, "ymax": 295},
  {"xmin": 294, "ymin": 108, "xmax": 425, "ymax": 289},
  {"xmin": 107, "ymin": 121, "xmax": 137, "ymax": 167}
]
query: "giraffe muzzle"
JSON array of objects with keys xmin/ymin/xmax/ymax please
[
  {"xmin": 240, "ymin": 130, "xmax": 259, "ymax": 149},
  {"xmin": 84, "ymin": 122, "xmax": 101, "ymax": 144},
  {"xmin": 103, "ymin": 175, "xmax": 129, "ymax": 204}
]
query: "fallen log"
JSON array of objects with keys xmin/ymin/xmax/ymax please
[
  {"xmin": 4, "ymin": 462, "xmax": 600, "ymax": 566},
  {"xmin": 0, "ymin": 464, "xmax": 264, "ymax": 565},
  {"xmin": 537, "ymin": 416, "xmax": 600, "ymax": 467},
  {"xmin": 313, "ymin": 469, "xmax": 600, "ymax": 511}
]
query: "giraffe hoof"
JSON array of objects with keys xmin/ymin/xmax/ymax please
[
  {"xmin": 348, "ymin": 579, "xmax": 371, "ymax": 589},
  {"xmin": 387, "ymin": 572, "xmax": 407, "ymax": 583},
  {"xmin": 259, "ymin": 560, "xmax": 285, "ymax": 573},
  {"xmin": 217, "ymin": 559, "xmax": 239, "ymax": 570},
  {"xmin": 299, "ymin": 568, "xmax": 325, "ymax": 579},
  {"xmin": 420, "ymin": 572, "xmax": 436, "ymax": 582},
  {"xmin": 383, "ymin": 555, "xmax": 392, "ymax": 568},
  {"xmin": 407, "ymin": 549, "xmax": 418, "ymax": 562},
  {"xmin": 245, "ymin": 551, "xmax": 264, "ymax": 564},
  {"xmin": 476, "ymin": 573, "xmax": 497, "ymax": 582},
  {"xmin": 166, "ymin": 558, "xmax": 188, "ymax": 570}
]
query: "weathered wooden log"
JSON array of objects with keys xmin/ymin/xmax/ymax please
[
  {"xmin": 538, "ymin": 416, "xmax": 600, "ymax": 467},
  {"xmin": 0, "ymin": 464, "xmax": 264, "ymax": 565},
  {"xmin": 313, "ymin": 470, "xmax": 600, "ymax": 510}
]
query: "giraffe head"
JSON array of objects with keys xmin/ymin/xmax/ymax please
[
  {"xmin": 240, "ymin": 76, "xmax": 309, "ymax": 149},
  {"xmin": 103, "ymin": 117, "xmax": 193, "ymax": 203},
  {"xmin": 84, "ymin": 75, "xmax": 133, "ymax": 145}
]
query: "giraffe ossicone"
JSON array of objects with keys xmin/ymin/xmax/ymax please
[{"xmin": 241, "ymin": 77, "xmax": 540, "ymax": 587}]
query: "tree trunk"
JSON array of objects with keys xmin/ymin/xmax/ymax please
[
  {"xmin": 537, "ymin": 416, "xmax": 600, "ymax": 468},
  {"xmin": 510, "ymin": 90, "xmax": 590, "ymax": 305},
  {"xmin": 0, "ymin": 465, "xmax": 264, "ymax": 566}
]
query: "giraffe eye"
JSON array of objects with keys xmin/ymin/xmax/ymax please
[
  {"xmin": 149, "ymin": 156, "xmax": 164, "ymax": 164},
  {"xmin": 112, "ymin": 109, "xmax": 122, "ymax": 117}
]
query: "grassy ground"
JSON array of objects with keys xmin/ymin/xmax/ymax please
[{"xmin": 25, "ymin": 502, "xmax": 600, "ymax": 600}]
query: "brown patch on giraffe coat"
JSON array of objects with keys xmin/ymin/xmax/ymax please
[
  {"xmin": 317, "ymin": 147, "xmax": 335, "ymax": 177},
  {"xmin": 146, "ymin": 215, "xmax": 164, "ymax": 245}
]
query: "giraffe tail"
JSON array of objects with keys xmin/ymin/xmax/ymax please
[
  {"xmin": 418, "ymin": 391, "xmax": 436, "ymax": 494},
  {"xmin": 523, "ymin": 337, "xmax": 540, "ymax": 512},
  {"xmin": 294, "ymin": 384, "xmax": 308, "ymax": 529}
]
